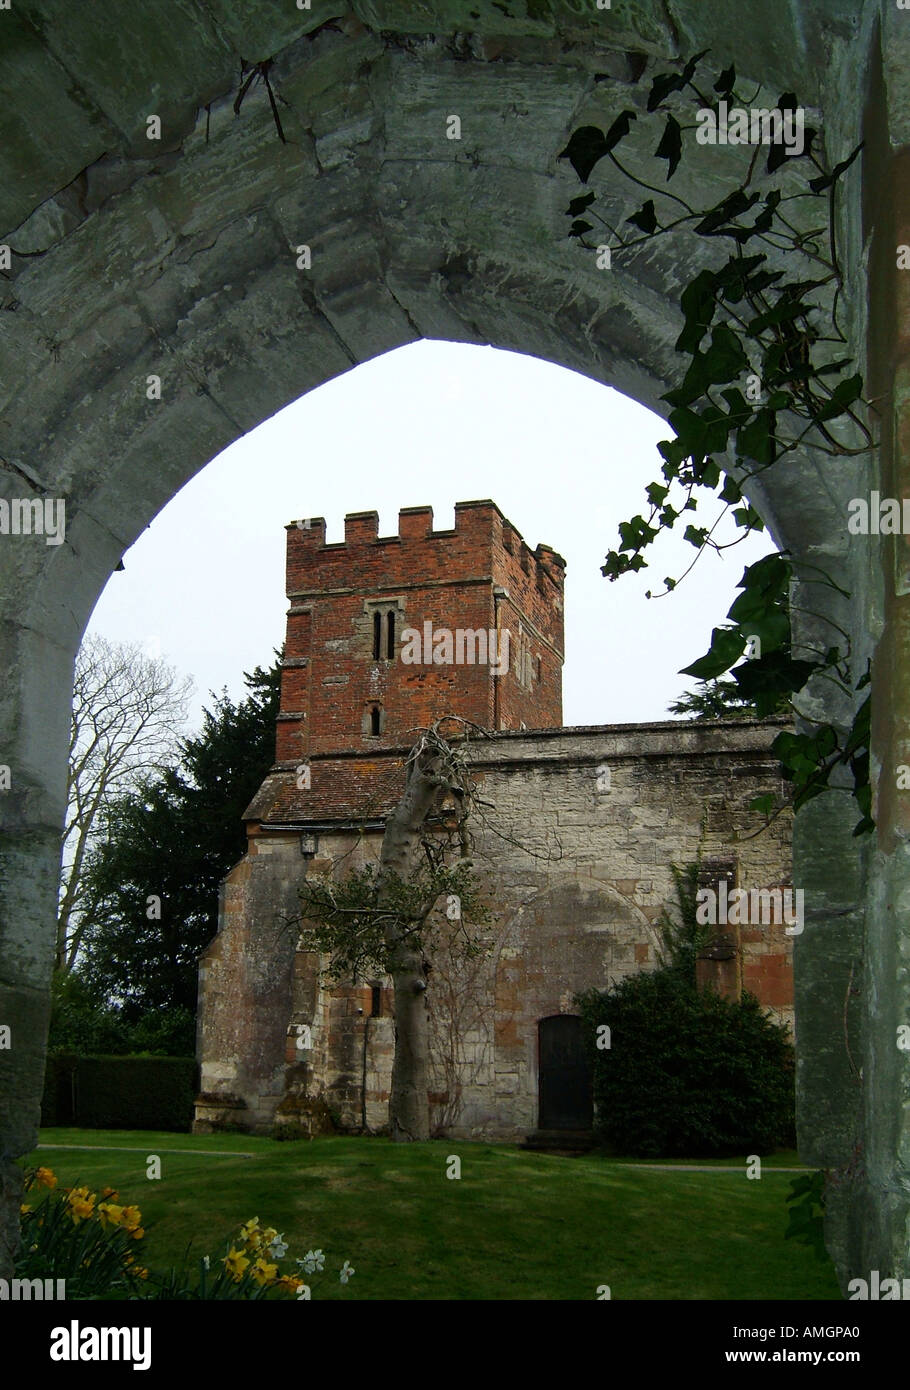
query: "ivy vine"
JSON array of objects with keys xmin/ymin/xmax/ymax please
[{"xmin": 559, "ymin": 53, "xmax": 875, "ymax": 834}]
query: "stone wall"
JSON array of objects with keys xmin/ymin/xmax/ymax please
[{"xmin": 195, "ymin": 719, "xmax": 793, "ymax": 1139}]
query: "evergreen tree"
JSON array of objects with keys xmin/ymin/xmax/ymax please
[
  {"xmin": 667, "ymin": 678, "xmax": 763, "ymax": 720},
  {"xmin": 73, "ymin": 659, "xmax": 281, "ymax": 1030}
]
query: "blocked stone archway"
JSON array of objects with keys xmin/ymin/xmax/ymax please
[
  {"xmin": 0, "ymin": 1, "xmax": 903, "ymax": 1290},
  {"xmin": 494, "ymin": 878, "xmax": 660, "ymax": 1132}
]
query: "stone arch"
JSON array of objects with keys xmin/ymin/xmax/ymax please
[
  {"xmin": 491, "ymin": 877, "xmax": 658, "ymax": 1132},
  {"xmin": 0, "ymin": 1, "xmax": 893, "ymax": 1285}
]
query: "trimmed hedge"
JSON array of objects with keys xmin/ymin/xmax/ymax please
[
  {"xmin": 577, "ymin": 972, "xmax": 796, "ymax": 1158},
  {"xmin": 42, "ymin": 1054, "xmax": 197, "ymax": 1131}
]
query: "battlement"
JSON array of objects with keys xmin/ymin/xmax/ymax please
[{"xmin": 285, "ymin": 499, "xmax": 566, "ymax": 599}]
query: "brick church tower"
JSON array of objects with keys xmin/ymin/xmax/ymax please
[{"xmin": 247, "ymin": 499, "xmax": 566, "ymax": 831}]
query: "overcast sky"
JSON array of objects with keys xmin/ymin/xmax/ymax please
[{"xmin": 87, "ymin": 340, "xmax": 773, "ymax": 733}]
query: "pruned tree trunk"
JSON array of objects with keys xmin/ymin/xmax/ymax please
[{"xmin": 378, "ymin": 741, "xmax": 452, "ymax": 1142}]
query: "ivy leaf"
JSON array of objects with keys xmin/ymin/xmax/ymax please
[
  {"xmin": 732, "ymin": 505, "xmax": 764, "ymax": 532},
  {"xmin": 617, "ymin": 515, "xmax": 659, "ymax": 550},
  {"xmin": 714, "ymin": 64, "xmax": 736, "ymax": 96},
  {"xmin": 737, "ymin": 656, "xmax": 821, "ymax": 717},
  {"xmin": 627, "ymin": 200, "xmax": 658, "ymax": 235},
  {"xmin": 559, "ymin": 126, "xmax": 609, "ymax": 183},
  {"xmin": 715, "ymin": 253, "xmax": 766, "ymax": 289},
  {"xmin": 842, "ymin": 694, "xmax": 870, "ymax": 759},
  {"xmin": 655, "ymin": 115, "xmax": 683, "ymax": 180},
  {"xmin": 735, "ymin": 553, "xmax": 791, "ymax": 602},
  {"xmin": 736, "ymin": 610, "xmax": 790, "ymax": 653},
  {"xmin": 676, "ymin": 269, "xmax": 718, "ymax": 353},
  {"xmin": 667, "ymin": 405, "xmax": 729, "ymax": 464},
  {"xmin": 814, "ymin": 357, "xmax": 855, "ymax": 377},
  {"xmin": 658, "ymin": 437, "xmax": 689, "ymax": 471},
  {"xmin": 751, "ymin": 197, "xmax": 780, "ymax": 234},
  {"xmin": 696, "ymin": 189, "xmax": 761, "ymax": 237},
  {"xmin": 737, "ymin": 408, "xmax": 777, "ymax": 466},
  {"xmin": 681, "ymin": 627, "xmax": 747, "ymax": 681},
  {"xmin": 646, "ymin": 481, "xmax": 669, "ymax": 507},
  {"xmin": 696, "ymin": 456, "xmax": 722, "ymax": 488},
  {"xmin": 809, "ymin": 144, "xmax": 862, "ymax": 193},
  {"xmin": 705, "ymin": 324, "xmax": 749, "ymax": 381},
  {"xmin": 720, "ymin": 388, "xmax": 752, "ymax": 428},
  {"xmin": 719, "ymin": 475, "xmax": 742, "ymax": 503},
  {"xmin": 749, "ymin": 793, "xmax": 776, "ymax": 816},
  {"xmin": 767, "ymin": 140, "xmax": 790, "ymax": 175},
  {"xmin": 816, "ymin": 373, "xmax": 863, "ymax": 422},
  {"xmin": 683, "ymin": 524, "xmax": 709, "ymax": 548},
  {"xmin": 667, "ymin": 328, "xmax": 747, "ymax": 406},
  {"xmin": 741, "ymin": 268, "xmax": 786, "ymax": 298},
  {"xmin": 747, "ymin": 299, "xmax": 810, "ymax": 334},
  {"xmin": 603, "ymin": 108, "xmax": 637, "ymax": 151},
  {"xmin": 567, "ymin": 191, "xmax": 596, "ymax": 217},
  {"xmin": 648, "ymin": 48, "xmax": 709, "ymax": 109},
  {"xmin": 721, "ymin": 253, "xmax": 770, "ymax": 302}
]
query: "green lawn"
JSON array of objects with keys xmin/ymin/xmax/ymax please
[{"xmin": 23, "ymin": 1129, "xmax": 840, "ymax": 1300}]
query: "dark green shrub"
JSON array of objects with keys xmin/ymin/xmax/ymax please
[
  {"xmin": 127, "ymin": 1007, "xmax": 196, "ymax": 1057},
  {"xmin": 47, "ymin": 971, "xmax": 130, "ymax": 1056},
  {"xmin": 48, "ymin": 971, "xmax": 196, "ymax": 1057},
  {"xmin": 42, "ymin": 1055, "xmax": 197, "ymax": 1131},
  {"xmin": 577, "ymin": 971, "xmax": 795, "ymax": 1158}
]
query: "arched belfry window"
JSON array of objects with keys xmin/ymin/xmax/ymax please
[
  {"xmin": 386, "ymin": 610, "xmax": 396, "ymax": 661},
  {"xmin": 372, "ymin": 610, "xmax": 382, "ymax": 660}
]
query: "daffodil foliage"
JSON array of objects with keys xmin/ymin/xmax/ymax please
[{"xmin": 559, "ymin": 53, "xmax": 873, "ymax": 834}]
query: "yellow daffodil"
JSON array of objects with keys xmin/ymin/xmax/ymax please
[
  {"xmin": 275, "ymin": 1274, "xmax": 306, "ymax": 1295},
  {"xmin": 66, "ymin": 1187, "xmax": 96, "ymax": 1224},
  {"xmin": 250, "ymin": 1258, "xmax": 278, "ymax": 1287},
  {"xmin": 120, "ymin": 1205, "xmax": 143, "ymax": 1232},
  {"xmin": 130, "ymin": 1227, "xmax": 145, "ymax": 1240},
  {"xmin": 223, "ymin": 1248, "xmax": 250, "ymax": 1283},
  {"xmin": 19, "ymin": 1203, "xmax": 31, "ymax": 1215},
  {"xmin": 35, "ymin": 1167, "xmax": 57, "ymax": 1190},
  {"xmin": 239, "ymin": 1217, "xmax": 262, "ymax": 1248},
  {"xmin": 97, "ymin": 1201, "xmax": 126, "ymax": 1230},
  {"xmin": 100, "ymin": 1186, "xmax": 119, "ymax": 1200}
]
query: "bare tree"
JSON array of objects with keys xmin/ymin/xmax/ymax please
[{"xmin": 58, "ymin": 635, "xmax": 193, "ymax": 972}]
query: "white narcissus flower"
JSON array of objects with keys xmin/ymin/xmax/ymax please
[
  {"xmin": 296, "ymin": 1249, "xmax": 325, "ymax": 1274},
  {"xmin": 339, "ymin": 1260, "xmax": 355, "ymax": 1284},
  {"xmin": 203, "ymin": 1256, "xmax": 210, "ymax": 1270},
  {"xmin": 269, "ymin": 1234, "xmax": 289, "ymax": 1259}
]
